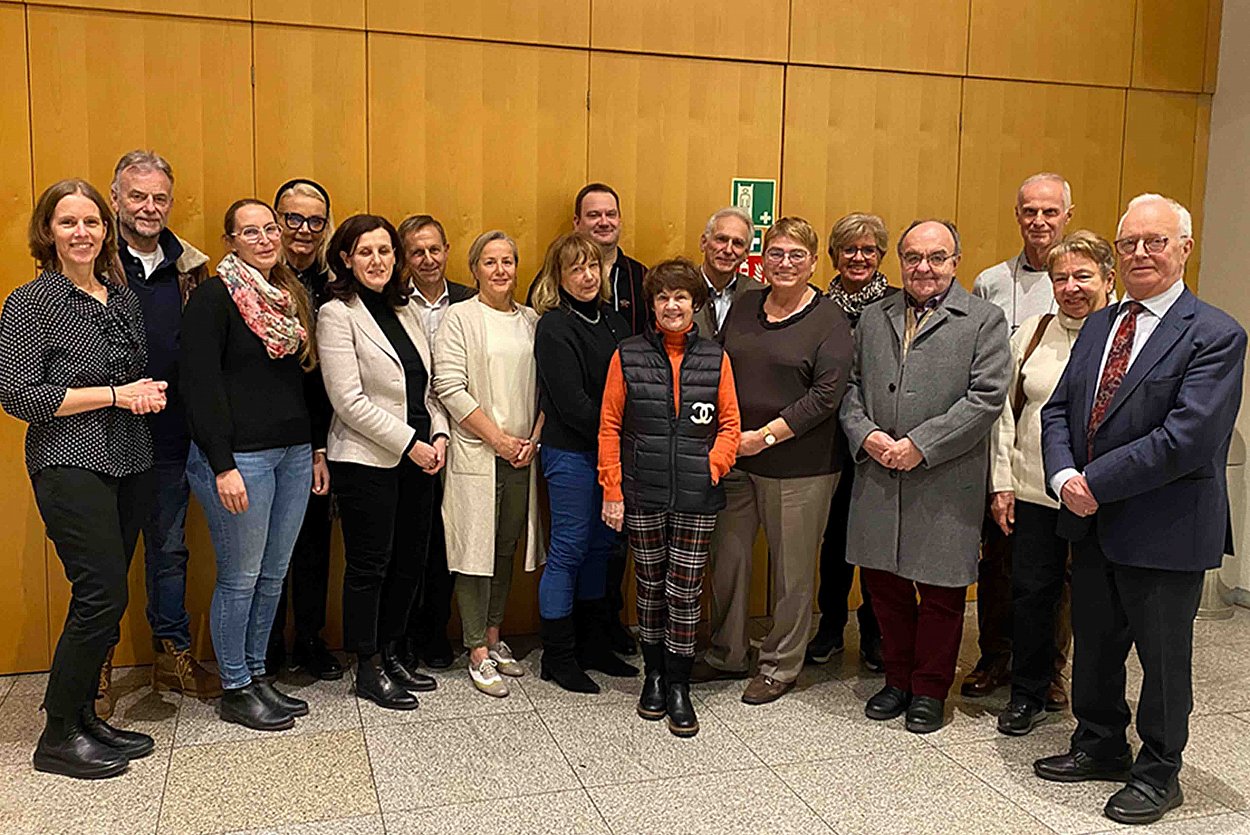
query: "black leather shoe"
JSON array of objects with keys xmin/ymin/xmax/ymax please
[
  {"xmin": 905, "ymin": 696, "xmax": 945, "ymax": 734},
  {"xmin": 804, "ymin": 629, "xmax": 844, "ymax": 665},
  {"xmin": 291, "ymin": 636, "xmax": 344, "ymax": 681},
  {"xmin": 420, "ymin": 635, "xmax": 456, "ymax": 670},
  {"xmin": 253, "ymin": 678, "xmax": 309, "ymax": 717},
  {"xmin": 997, "ymin": 701, "xmax": 1047, "ymax": 736},
  {"xmin": 220, "ymin": 682, "xmax": 295, "ymax": 731},
  {"xmin": 574, "ymin": 601, "xmax": 639, "ymax": 677},
  {"xmin": 1033, "ymin": 750, "xmax": 1133, "ymax": 783},
  {"xmin": 382, "ymin": 641, "xmax": 438, "ymax": 692},
  {"xmin": 860, "ymin": 635, "xmax": 884, "ymax": 673},
  {"xmin": 665, "ymin": 653, "xmax": 698, "ymax": 737},
  {"xmin": 355, "ymin": 654, "xmax": 419, "ymax": 710},
  {"xmin": 1104, "ymin": 781, "xmax": 1183, "ymax": 825},
  {"xmin": 637, "ymin": 643, "xmax": 666, "ymax": 721},
  {"xmin": 865, "ymin": 685, "xmax": 912, "ymax": 720},
  {"xmin": 606, "ymin": 613, "xmax": 638, "ymax": 657},
  {"xmin": 33, "ymin": 719, "xmax": 130, "ymax": 779},
  {"xmin": 80, "ymin": 707, "xmax": 155, "ymax": 759}
]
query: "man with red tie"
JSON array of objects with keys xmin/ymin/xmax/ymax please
[{"xmin": 1036, "ymin": 194, "xmax": 1247, "ymax": 825}]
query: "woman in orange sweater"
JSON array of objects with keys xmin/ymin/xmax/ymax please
[{"xmin": 598, "ymin": 258, "xmax": 739, "ymax": 737}]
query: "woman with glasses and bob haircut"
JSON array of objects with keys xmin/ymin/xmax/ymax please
[
  {"xmin": 182, "ymin": 198, "xmax": 320, "ymax": 732},
  {"xmin": 697, "ymin": 217, "xmax": 854, "ymax": 706}
]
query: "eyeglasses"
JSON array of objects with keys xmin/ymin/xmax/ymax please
[
  {"xmin": 232, "ymin": 224, "xmax": 283, "ymax": 244},
  {"xmin": 1114, "ymin": 235, "xmax": 1173, "ymax": 256},
  {"xmin": 282, "ymin": 212, "xmax": 328, "ymax": 233},
  {"xmin": 901, "ymin": 251, "xmax": 953, "ymax": 268},
  {"xmin": 764, "ymin": 248, "xmax": 811, "ymax": 265},
  {"xmin": 839, "ymin": 245, "xmax": 881, "ymax": 260}
]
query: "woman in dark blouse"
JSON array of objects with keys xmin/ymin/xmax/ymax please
[
  {"xmin": 317, "ymin": 215, "xmax": 449, "ymax": 710},
  {"xmin": 182, "ymin": 198, "xmax": 320, "ymax": 732},
  {"xmin": 0, "ymin": 179, "xmax": 167, "ymax": 780}
]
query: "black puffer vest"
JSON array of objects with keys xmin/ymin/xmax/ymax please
[{"xmin": 619, "ymin": 326, "xmax": 725, "ymax": 514}]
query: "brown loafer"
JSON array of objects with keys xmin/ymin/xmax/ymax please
[
  {"xmin": 960, "ymin": 659, "xmax": 1010, "ymax": 698},
  {"xmin": 741, "ymin": 674, "xmax": 794, "ymax": 705},
  {"xmin": 1045, "ymin": 678, "xmax": 1069, "ymax": 712}
]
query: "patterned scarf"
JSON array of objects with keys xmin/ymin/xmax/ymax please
[
  {"xmin": 216, "ymin": 252, "xmax": 306, "ymax": 360},
  {"xmin": 827, "ymin": 271, "xmax": 889, "ymax": 323}
]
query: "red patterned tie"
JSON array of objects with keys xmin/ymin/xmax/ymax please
[{"xmin": 1086, "ymin": 301, "xmax": 1145, "ymax": 459}]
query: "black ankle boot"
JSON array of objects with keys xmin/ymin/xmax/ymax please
[
  {"xmin": 220, "ymin": 681, "xmax": 296, "ymax": 731},
  {"xmin": 291, "ymin": 636, "xmax": 344, "ymax": 681},
  {"xmin": 79, "ymin": 706, "xmax": 155, "ymax": 759},
  {"xmin": 382, "ymin": 641, "xmax": 437, "ymax": 692},
  {"xmin": 665, "ymin": 652, "xmax": 699, "ymax": 738},
  {"xmin": 540, "ymin": 616, "xmax": 600, "ymax": 693},
  {"xmin": 253, "ymin": 678, "xmax": 309, "ymax": 717},
  {"xmin": 355, "ymin": 654, "xmax": 419, "ymax": 710},
  {"xmin": 637, "ymin": 643, "xmax": 666, "ymax": 721},
  {"xmin": 33, "ymin": 713, "xmax": 130, "ymax": 779},
  {"xmin": 574, "ymin": 600, "xmax": 640, "ymax": 677}
]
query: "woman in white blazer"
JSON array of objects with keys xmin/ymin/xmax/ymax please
[
  {"xmin": 433, "ymin": 230, "xmax": 545, "ymax": 698},
  {"xmin": 318, "ymin": 215, "xmax": 449, "ymax": 711}
]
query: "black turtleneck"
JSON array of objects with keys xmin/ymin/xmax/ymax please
[{"xmin": 360, "ymin": 288, "xmax": 431, "ymax": 446}]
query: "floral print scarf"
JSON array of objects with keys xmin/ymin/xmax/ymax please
[{"xmin": 216, "ymin": 252, "xmax": 306, "ymax": 360}]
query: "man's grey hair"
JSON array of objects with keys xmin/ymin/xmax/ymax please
[
  {"xmin": 111, "ymin": 149, "xmax": 175, "ymax": 190},
  {"xmin": 1117, "ymin": 193, "xmax": 1193, "ymax": 239},
  {"xmin": 704, "ymin": 206, "xmax": 753, "ymax": 238},
  {"xmin": 1017, "ymin": 172, "xmax": 1071, "ymax": 212},
  {"xmin": 897, "ymin": 218, "xmax": 961, "ymax": 257}
]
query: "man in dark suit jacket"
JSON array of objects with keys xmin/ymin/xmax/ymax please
[{"xmin": 1037, "ymin": 194, "xmax": 1247, "ymax": 826}]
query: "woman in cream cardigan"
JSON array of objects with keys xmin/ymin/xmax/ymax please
[
  {"xmin": 433, "ymin": 230, "xmax": 545, "ymax": 698},
  {"xmin": 989, "ymin": 230, "xmax": 1115, "ymax": 737}
]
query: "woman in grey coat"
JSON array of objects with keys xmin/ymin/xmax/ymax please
[{"xmin": 839, "ymin": 219, "xmax": 1010, "ymax": 734}]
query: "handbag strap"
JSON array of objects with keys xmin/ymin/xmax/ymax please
[{"xmin": 1012, "ymin": 313, "xmax": 1055, "ymax": 425}]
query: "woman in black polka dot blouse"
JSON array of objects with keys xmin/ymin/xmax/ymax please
[{"xmin": 0, "ymin": 179, "xmax": 169, "ymax": 781}]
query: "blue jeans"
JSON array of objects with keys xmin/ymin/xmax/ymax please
[
  {"xmin": 539, "ymin": 446, "xmax": 616, "ymax": 619},
  {"xmin": 187, "ymin": 443, "xmax": 312, "ymax": 689},
  {"xmin": 142, "ymin": 454, "xmax": 192, "ymax": 649}
]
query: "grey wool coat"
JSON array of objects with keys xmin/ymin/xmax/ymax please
[{"xmin": 839, "ymin": 281, "xmax": 1011, "ymax": 587}]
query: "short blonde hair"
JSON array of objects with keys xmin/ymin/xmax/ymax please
[
  {"xmin": 762, "ymin": 216, "xmax": 819, "ymax": 255},
  {"xmin": 530, "ymin": 231, "xmax": 606, "ymax": 314},
  {"xmin": 467, "ymin": 230, "xmax": 519, "ymax": 277},
  {"xmin": 827, "ymin": 213, "xmax": 888, "ymax": 259},
  {"xmin": 1047, "ymin": 230, "xmax": 1115, "ymax": 279}
]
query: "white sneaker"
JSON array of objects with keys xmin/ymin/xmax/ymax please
[
  {"xmin": 469, "ymin": 658, "xmax": 509, "ymax": 698},
  {"xmin": 488, "ymin": 641, "xmax": 525, "ymax": 677}
]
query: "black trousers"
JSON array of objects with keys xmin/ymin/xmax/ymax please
[
  {"xmin": 1010, "ymin": 501, "xmax": 1071, "ymax": 708},
  {"xmin": 405, "ymin": 476, "xmax": 453, "ymax": 646},
  {"xmin": 974, "ymin": 515, "xmax": 1013, "ymax": 666},
  {"xmin": 271, "ymin": 490, "xmax": 332, "ymax": 646},
  {"xmin": 816, "ymin": 462, "xmax": 879, "ymax": 641},
  {"xmin": 608, "ymin": 533, "xmax": 630, "ymax": 617},
  {"xmin": 33, "ymin": 466, "xmax": 153, "ymax": 719},
  {"xmin": 332, "ymin": 458, "xmax": 436, "ymax": 656},
  {"xmin": 1069, "ymin": 535, "xmax": 1204, "ymax": 791}
]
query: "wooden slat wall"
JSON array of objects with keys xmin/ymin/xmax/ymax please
[{"xmin": 0, "ymin": 0, "xmax": 1224, "ymax": 671}]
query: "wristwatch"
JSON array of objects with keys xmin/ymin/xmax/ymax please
[{"xmin": 762, "ymin": 426, "xmax": 777, "ymax": 447}]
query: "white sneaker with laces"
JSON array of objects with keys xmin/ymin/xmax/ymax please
[
  {"xmin": 470, "ymin": 658, "xmax": 509, "ymax": 698},
  {"xmin": 488, "ymin": 641, "xmax": 525, "ymax": 677}
]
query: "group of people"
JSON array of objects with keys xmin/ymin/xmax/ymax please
[{"xmin": 0, "ymin": 157, "xmax": 1243, "ymax": 828}]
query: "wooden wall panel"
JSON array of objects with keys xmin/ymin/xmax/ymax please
[
  {"xmin": 0, "ymin": 4, "xmax": 49, "ymax": 675},
  {"xmin": 366, "ymin": 0, "xmax": 589, "ymax": 47},
  {"xmin": 956, "ymin": 79, "xmax": 1126, "ymax": 285},
  {"xmin": 1203, "ymin": 0, "xmax": 1222, "ymax": 94},
  {"xmin": 591, "ymin": 0, "xmax": 788, "ymax": 62},
  {"xmin": 789, "ymin": 0, "xmax": 969, "ymax": 76},
  {"xmin": 1133, "ymin": 0, "xmax": 1210, "ymax": 93},
  {"xmin": 25, "ymin": 0, "xmax": 247, "ymax": 20},
  {"xmin": 782, "ymin": 67, "xmax": 962, "ymax": 287},
  {"xmin": 252, "ymin": 0, "xmax": 365, "ymax": 29},
  {"xmin": 254, "ymin": 25, "xmax": 369, "ymax": 218},
  {"xmin": 967, "ymin": 0, "xmax": 1135, "ymax": 88}
]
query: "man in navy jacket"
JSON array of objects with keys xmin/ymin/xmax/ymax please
[{"xmin": 1036, "ymin": 193, "xmax": 1247, "ymax": 825}]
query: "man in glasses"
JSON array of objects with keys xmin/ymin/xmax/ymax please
[
  {"xmin": 108, "ymin": 149, "xmax": 221, "ymax": 713},
  {"xmin": 963, "ymin": 172, "xmax": 1076, "ymax": 706},
  {"xmin": 1035, "ymin": 194, "xmax": 1246, "ymax": 825},
  {"xmin": 841, "ymin": 219, "xmax": 1010, "ymax": 733},
  {"xmin": 693, "ymin": 206, "xmax": 759, "ymax": 340}
]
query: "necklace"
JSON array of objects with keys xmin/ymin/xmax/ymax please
[{"xmin": 566, "ymin": 303, "xmax": 601, "ymax": 325}]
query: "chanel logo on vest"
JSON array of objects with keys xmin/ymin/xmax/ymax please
[{"xmin": 690, "ymin": 402, "xmax": 715, "ymax": 424}]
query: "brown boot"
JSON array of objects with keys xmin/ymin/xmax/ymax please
[
  {"xmin": 95, "ymin": 647, "xmax": 114, "ymax": 721},
  {"xmin": 152, "ymin": 639, "xmax": 224, "ymax": 699}
]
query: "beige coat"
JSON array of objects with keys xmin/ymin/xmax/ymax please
[
  {"xmin": 317, "ymin": 295, "xmax": 450, "ymax": 467},
  {"xmin": 432, "ymin": 299, "xmax": 545, "ymax": 576}
]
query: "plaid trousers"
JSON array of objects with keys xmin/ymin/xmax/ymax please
[{"xmin": 625, "ymin": 509, "xmax": 716, "ymax": 657}]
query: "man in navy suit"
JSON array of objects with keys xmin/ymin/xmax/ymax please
[{"xmin": 1035, "ymin": 193, "xmax": 1247, "ymax": 825}]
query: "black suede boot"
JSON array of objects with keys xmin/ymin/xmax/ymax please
[
  {"xmin": 220, "ymin": 681, "xmax": 295, "ymax": 731},
  {"xmin": 33, "ymin": 712, "xmax": 130, "ymax": 779},
  {"xmin": 540, "ymin": 616, "xmax": 600, "ymax": 693},
  {"xmin": 574, "ymin": 599, "xmax": 639, "ymax": 677},
  {"xmin": 665, "ymin": 652, "xmax": 699, "ymax": 738},
  {"xmin": 355, "ymin": 653, "xmax": 418, "ymax": 710},
  {"xmin": 79, "ymin": 706, "xmax": 155, "ymax": 759},
  {"xmin": 637, "ymin": 642, "xmax": 666, "ymax": 721},
  {"xmin": 382, "ymin": 640, "xmax": 437, "ymax": 692}
]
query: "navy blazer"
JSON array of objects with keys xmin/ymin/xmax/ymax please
[{"xmin": 1041, "ymin": 288, "xmax": 1247, "ymax": 571}]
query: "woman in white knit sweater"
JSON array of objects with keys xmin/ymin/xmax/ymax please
[{"xmin": 989, "ymin": 230, "xmax": 1115, "ymax": 737}]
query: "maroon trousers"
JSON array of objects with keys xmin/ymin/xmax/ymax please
[{"xmin": 862, "ymin": 567, "xmax": 967, "ymax": 700}]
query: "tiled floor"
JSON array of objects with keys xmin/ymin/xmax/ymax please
[{"xmin": 3, "ymin": 608, "xmax": 1250, "ymax": 835}]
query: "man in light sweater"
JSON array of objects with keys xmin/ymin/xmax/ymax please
[{"xmin": 963, "ymin": 172, "xmax": 1073, "ymax": 702}]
